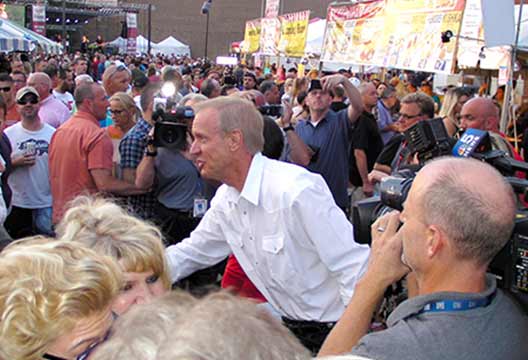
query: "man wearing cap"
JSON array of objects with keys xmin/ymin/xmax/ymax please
[
  {"xmin": 4, "ymin": 87, "xmax": 55, "ymax": 238},
  {"xmin": 281, "ymin": 75, "xmax": 363, "ymax": 213},
  {"xmin": 130, "ymin": 70, "xmax": 149, "ymax": 111},
  {"xmin": 27, "ymin": 72, "xmax": 70, "ymax": 129}
]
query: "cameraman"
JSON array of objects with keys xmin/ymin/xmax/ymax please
[
  {"xmin": 135, "ymin": 105, "xmax": 204, "ymax": 245},
  {"xmin": 319, "ymin": 157, "xmax": 527, "ymax": 359}
]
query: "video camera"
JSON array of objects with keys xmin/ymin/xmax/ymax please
[
  {"xmin": 152, "ymin": 82, "xmax": 194, "ymax": 150},
  {"xmin": 351, "ymin": 120, "xmax": 528, "ymax": 312},
  {"xmin": 258, "ymin": 104, "xmax": 283, "ymax": 118}
]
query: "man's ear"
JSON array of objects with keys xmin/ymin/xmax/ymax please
[
  {"xmin": 226, "ymin": 129, "xmax": 243, "ymax": 152},
  {"xmin": 425, "ymin": 225, "xmax": 445, "ymax": 259}
]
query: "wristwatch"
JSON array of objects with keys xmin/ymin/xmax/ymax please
[
  {"xmin": 145, "ymin": 149, "xmax": 157, "ymax": 157},
  {"xmin": 283, "ymin": 124, "xmax": 295, "ymax": 132}
]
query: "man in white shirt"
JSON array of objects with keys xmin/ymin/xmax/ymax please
[
  {"xmin": 53, "ymin": 65, "xmax": 75, "ymax": 111},
  {"xmin": 4, "ymin": 87, "xmax": 55, "ymax": 238},
  {"xmin": 165, "ymin": 97, "xmax": 370, "ymax": 354}
]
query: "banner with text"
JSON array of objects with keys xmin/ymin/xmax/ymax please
[
  {"xmin": 457, "ymin": 0, "xmax": 511, "ymax": 70},
  {"xmin": 265, "ymin": 0, "xmax": 280, "ymax": 18},
  {"xmin": 260, "ymin": 17, "xmax": 281, "ymax": 55},
  {"xmin": 278, "ymin": 10, "xmax": 310, "ymax": 57},
  {"xmin": 126, "ymin": 13, "xmax": 138, "ymax": 55},
  {"xmin": 32, "ymin": 4, "xmax": 46, "ymax": 36},
  {"xmin": 242, "ymin": 18, "xmax": 261, "ymax": 54},
  {"xmin": 321, "ymin": 0, "xmax": 466, "ymax": 74}
]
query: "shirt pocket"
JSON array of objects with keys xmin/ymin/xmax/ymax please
[{"xmin": 261, "ymin": 234, "xmax": 299, "ymax": 291}]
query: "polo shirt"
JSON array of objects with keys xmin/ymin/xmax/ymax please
[
  {"xmin": 49, "ymin": 110, "xmax": 113, "ymax": 223},
  {"xmin": 293, "ymin": 109, "xmax": 352, "ymax": 209}
]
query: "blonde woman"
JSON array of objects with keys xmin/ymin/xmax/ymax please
[
  {"xmin": 439, "ymin": 87, "xmax": 472, "ymax": 136},
  {"xmin": 56, "ymin": 196, "xmax": 171, "ymax": 315},
  {"xmin": 108, "ymin": 92, "xmax": 139, "ymax": 176},
  {"xmin": 0, "ymin": 238, "xmax": 121, "ymax": 360}
]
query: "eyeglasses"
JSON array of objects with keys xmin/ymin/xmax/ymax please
[
  {"xmin": 398, "ymin": 112, "xmax": 423, "ymax": 120},
  {"xmin": 109, "ymin": 109, "xmax": 125, "ymax": 115},
  {"xmin": 17, "ymin": 98, "xmax": 38, "ymax": 105},
  {"xmin": 42, "ymin": 327, "xmax": 111, "ymax": 360},
  {"xmin": 0, "ymin": 86, "xmax": 11, "ymax": 92}
]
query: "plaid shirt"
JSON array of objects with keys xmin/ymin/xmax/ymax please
[{"xmin": 119, "ymin": 118, "xmax": 157, "ymax": 219}]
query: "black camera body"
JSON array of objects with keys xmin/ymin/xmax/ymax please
[
  {"xmin": 259, "ymin": 104, "xmax": 283, "ymax": 118},
  {"xmin": 404, "ymin": 117, "xmax": 453, "ymax": 164},
  {"xmin": 351, "ymin": 122, "xmax": 528, "ymax": 312},
  {"xmin": 152, "ymin": 106, "xmax": 194, "ymax": 150}
]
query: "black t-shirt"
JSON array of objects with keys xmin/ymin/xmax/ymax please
[
  {"xmin": 349, "ymin": 111, "xmax": 384, "ymax": 186},
  {"xmin": 331, "ymin": 101, "xmax": 348, "ymax": 112},
  {"xmin": 375, "ymin": 134, "xmax": 405, "ymax": 169}
]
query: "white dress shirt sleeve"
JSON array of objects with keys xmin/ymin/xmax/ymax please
[
  {"xmin": 165, "ymin": 206, "xmax": 232, "ymax": 283},
  {"xmin": 290, "ymin": 176, "xmax": 370, "ymax": 306}
]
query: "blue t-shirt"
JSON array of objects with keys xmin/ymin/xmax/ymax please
[{"xmin": 293, "ymin": 109, "xmax": 352, "ymax": 209}]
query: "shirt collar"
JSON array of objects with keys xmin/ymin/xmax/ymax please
[{"xmin": 227, "ymin": 152, "xmax": 264, "ymax": 206}]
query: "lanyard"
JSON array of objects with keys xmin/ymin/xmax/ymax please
[{"xmin": 421, "ymin": 293, "xmax": 495, "ymax": 314}]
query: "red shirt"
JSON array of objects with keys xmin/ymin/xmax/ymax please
[{"xmin": 49, "ymin": 110, "xmax": 113, "ymax": 223}]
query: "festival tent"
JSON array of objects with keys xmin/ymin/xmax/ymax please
[
  {"xmin": 109, "ymin": 35, "xmax": 156, "ymax": 54},
  {"xmin": 153, "ymin": 36, "xmax": 190, "ymax": 57},
  {"xmin": 0, "ymin": 18, "xmax": 62, "ymax": 54},
  {"xmin": 0, "ymin": 24, "xmax": 31, "ymax": 52}
]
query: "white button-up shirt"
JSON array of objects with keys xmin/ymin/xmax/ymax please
[{"xmin": 166, "ymin": 153, "xmax": 370, "ymax": 322}]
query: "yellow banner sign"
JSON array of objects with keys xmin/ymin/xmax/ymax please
[
  {"xmin": 242, "ymin": 18, "xmax": 261, "ymax": 54},
  {"xmin": 321, "ymin": 0, "xmax": 466, "ymax": 73},
  {"xmin": 278, "ymin": 10, "xmax": 310, "ymax": 57}
]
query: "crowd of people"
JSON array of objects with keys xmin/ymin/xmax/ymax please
[{"xmin": 0, "ymin": 48, "xmax": 526, "ymax": 360}]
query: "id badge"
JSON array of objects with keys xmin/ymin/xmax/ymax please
[{"xmin": 193, "ymin": 197, "xmax": 208, "ymax": 218}]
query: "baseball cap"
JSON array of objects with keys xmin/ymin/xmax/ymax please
[
  {"xmin": 131, "ymin": 70, "xmax": 149, "ymax": 88},
  {"xmin": 16, "ymin": 86, "xmax": 39, "ymax": 102},
  {"xmin": 307, "ymin": 79, "xmax": 323, "ymax": 93}
]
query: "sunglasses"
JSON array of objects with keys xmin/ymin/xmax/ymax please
[
  {"xmin": 109, "ymin": 109, "xmax": 125, "ymax": 115},
  {"xmin": 17, "ymin": 98, "xmax": 38, "ymax": 105},
  {"xmin": 0, "ymin": 86, "xmax": 11, "ymax": 92},
  {"xmin": 108, "ymin": 64, "xmax": 128, "ymax": 79}
]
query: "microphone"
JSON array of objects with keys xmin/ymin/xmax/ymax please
[{"xmin": 452, "ymin": 128, "xmax": 491, "ymax": 158}]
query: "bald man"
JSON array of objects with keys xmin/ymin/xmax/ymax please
[
  {"xmin": 27, "ymin": 72, "xmax": 70, "ymax": 128},
  {"xmin": 459, "ymin": 97, "xmax": 520, "ymax": 159},
  {"xmin": 320, "ymin": 157, "xmax": 527, "ymax": 360}
]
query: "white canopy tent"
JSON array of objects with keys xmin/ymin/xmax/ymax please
[
  {"xmin": 153, "ymin": 36, "xmax": 190, "ymax": 57},
  {"xmin": 109, "ymin": 35, "xmax": 155, "ymax": 54}
]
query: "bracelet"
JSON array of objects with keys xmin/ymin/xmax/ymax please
[
  {"xmin": 283, "ymin": 124, "xmax": 295, "ymax": 132},
  {"xmin": 145, "ymin": 149, "xmax": 157, "ymax": 157}
]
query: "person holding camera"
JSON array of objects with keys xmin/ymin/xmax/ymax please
[
  {"xmin": 319, "ymin": 157, "xmax": 527, "ymax": 360},
  {"xmin": 370, "ymin": 92, "xmax": 435, "ymax": 178},
  {"xmin": 283, "ymin": 75, "xmax": 363, "ymax": 214},
  {"xmin": 135, "ymin": 102, "xmax": 204, "ymax": 246}
]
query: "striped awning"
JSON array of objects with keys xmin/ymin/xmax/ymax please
[{"xmin": 0, "ymin": 19, "xmax": 62, "ymax": 54}]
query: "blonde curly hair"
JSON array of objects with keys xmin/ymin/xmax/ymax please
[
  {"xmin": 55, "ymin": 196, "xmax": 171, "ymax": 289},
  {"xmin": 0, "ymin": 238, "xmax": 122, "ymax": 360}
]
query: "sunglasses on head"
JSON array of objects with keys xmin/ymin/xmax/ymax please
[{"xmin": 17, "ymin": 97, "xmax": 38, "ymax": 105}]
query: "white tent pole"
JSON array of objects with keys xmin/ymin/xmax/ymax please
[{"xmin": 500, "ymin": 0, "xmax": 524, "ymax": 133}]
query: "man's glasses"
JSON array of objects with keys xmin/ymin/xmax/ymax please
[
  {"xmin": 0, "ymin": 86, "xmax": 11, "ymax": 92},
  {"xmin": 398, "ymin": 112, "xmax": 423, "ymax": 120},
  {"xmin": 17, "ymin": 98, "xmax": 38, "ymax": 105}
]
